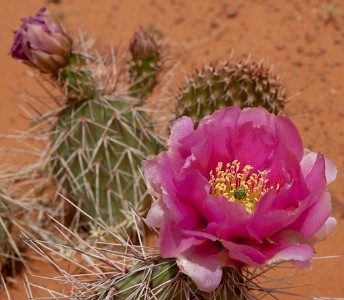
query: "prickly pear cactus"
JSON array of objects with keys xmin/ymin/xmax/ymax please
[
  {"xmin": 128, "ymin": 28, "xmax": 162, "ymax": 100},
  {"xmin": 0, "ymin": 190, "xmax": 12, "ymax": 274},
  {"xmin": 97, "ymin": 258, "xmax": 247, "ymax": 300},
  {"xmin": 0, "ymin": 188, "xmax": 26, "ymax": 280},
  {"xmin": 56, "ymin": 53, "xmax": 97, "ymax": 101},
  {"xmin": 97, "ymin": 258, "xmax": 180, "ymax": 299},
  {"xmin": 50, "ymin": 95, "xmax": 163, "ymax": 232},
  {"xmin": 9, "ymin": 6, "xmax": 166, "ymax": 234},
  {"xmin": 55, "ymin": 47, "xmax": 121, "ymax": 101},
  {"xmin": 176, "ymin": 61, "xmax": 286, "ymax": 126}
]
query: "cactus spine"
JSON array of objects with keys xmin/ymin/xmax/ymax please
[
  {"xmin": 50, "ymin": 94, "xmax": 163, "ymax": 231},
  {"xmin": 0, "ymin": 190, "xmax": 13, "ymax": 275},
  {"xmin": 0, "ymin": 187, "xmax": 27, "ymax": 280},
  {"xmin": 176, "ymin": 61, "xmax": 286, "ymax": 126},
  {"xmin": 24, "ymin": 219, "xmax": 253, "ymax": 300}
]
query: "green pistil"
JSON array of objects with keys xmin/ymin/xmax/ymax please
[{"xmin": 234, "ymin": 188, "xmax": 246, "ymax": 200}]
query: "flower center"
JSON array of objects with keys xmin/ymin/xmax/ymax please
[{"xmin": 209, "ymin": 160, "xmax": 271, "ymax": 214}]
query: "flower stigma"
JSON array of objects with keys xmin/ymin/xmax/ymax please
[
  {"xmin": 209, "ymin": 160, "xmax": 272, "ymax": 213},
  {"xmin": 233, "ymin": 188, "xmax": 247, "ymax": 200}
]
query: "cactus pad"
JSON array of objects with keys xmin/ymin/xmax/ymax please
[
  {"xmin": 98, "ymin": 258, "xmax": 247, "ymax": 300},
  {"xmin": 176, "ymin": 61, "xmax": 286, "ymax": 127},
  {"xmin": 50, "ymin": 95, "xmax": 163, "ymax": 233},
  {"xmin": 0, "ymin": 191, "xmax": 12, "ymax": 273}
]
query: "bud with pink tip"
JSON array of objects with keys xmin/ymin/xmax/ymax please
[
  {"xmin": 128, "ymin": 28, "xmax": 161, "ymax": 99},
  {"xmin": 10, "ymin": 8, "xmax": 72, "ymax": 73},
  {"xmin": 129, "ymin": 28, "xmax": 159, "ymax": 60}
]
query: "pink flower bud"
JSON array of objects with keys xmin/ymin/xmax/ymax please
[
  {"xmin": 10, "ymin": 8, "xmax": 72, "ymax": 73},
  {"xmin": 129, "ymin": 28, "xmax": 159, "ymax": 60}
]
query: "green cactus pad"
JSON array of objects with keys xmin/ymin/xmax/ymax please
[
  {"xmin": 0, "ymin": 191, "xmax": 12, "ymax": 273},
  {"xmin": 128, "ymin": 56, "xmax": 161, "ymax": 100},
  {"xmin": 98, "ymin": 258, "xmax": 180, "ymax": 299},
  {"xmin": 50, "ymin": 95, "xmax": 164, "ymax": 233},
  {"xmin": 56, "ymin": 53, "xmax": 97, "ymax": 101},
  {"xmin": 176, "ymin": 61, "xmax": 286, "ymax": 127},
  {"xmin": 97, "ymin": 258, "xmax": 248, "ymax": 300}
]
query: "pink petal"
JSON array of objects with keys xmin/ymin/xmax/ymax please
[
  {"xmin": 325, "ymin": 157, "xmax": 337, "ymax": 184},
  {"xmin": 264, "ymin": 127, "xmax": 305, "ymax": 189},
  {"xmin": 301, "ymin": 153, "xmax": 327, "ymax": 207},
  {"xmin": 168, "ymin": 116, "xmax": 194, "ymax": 147},
  {"xmin": 158, "ymin": 170, "xmax": 209, "ymax": 227},
  {"xmin": 181, "ymin": 229, "xmax": 218, "ymax": 241},
  {"xmin": 266, "ymin": 244, "xmax": 314, "ymax": 268},
  {"xmin": 288, "ymin": 191, "xmax": 332, "ymax": 238},
  {"xmin": 248, "ymin": 208, "xmax": 297, "ymax": 242},
  {"xmin": 276, "ymin": 115, "xmax": 304, "ymax": 161},
  {"xmin": 221, "ymin": 240, "xmax": 267, "ymax": 267},
  {"xmin": 308, "ymin": 216, "xmax": 337, "ymax": 244},
  {"xmin": 44, "ymin": 14, "xmax": 66, "ymax": 34},
  {"xmin": 238, "ymin": 107, "xmax": 273, "ymax": 128},
  {"xmin": 176, "ymin": 243, "xmax": 222, "ymax": 292},
  {"xmin": 199, "ymin": 105, "xmax": 241, "ymax": 129},
  {"xmin": 145, "ymin": 200, "xmax": 166, "ymax": 228},
  {"xmin": 142, "ymin": 156, "xmax": 163, "ymax": 195},
  {"xmin": 229, "ymin": 122, "xmax": 276, "ymax": 171},
  {"xmin": 194, "ymin": 107, "xmax": 241, "ymax": 172},
  {"xmin": 301, "ymin": 151, "xmax": 336, "ymax": 186},
  {"xmin": 208, "ymin": 196, "xmax": 250, "ymax": 240},
  {"xmin": 268, "ymin": 229, "xmax": 306, "ymax": 245},
  {"xmin": 27, "ymin": 25, "xmax": 65, "ymax": 55},
  {"xmin": 26, "ymin": 50, "xmax": 58, "ymax": 73},
  {"xmin": 301, "ymin": 151, "xmax": 321, "ymax": 180},
  {"xmin": 159, "ymin": 221, "xmax": 206, "ymax": 257}
]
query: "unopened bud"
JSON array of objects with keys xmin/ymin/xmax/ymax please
[
  {"xmin": 129, "ymin": 28, "xmax": 159, "ymax": 60},
  {"xmin": 10, "ymin": 7, "xmax": 72, "ymax": 73}
]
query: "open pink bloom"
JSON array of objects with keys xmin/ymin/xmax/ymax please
[
  {"xmin": 143, "ymin": 106, "xmax": 336, "ymax": 292},
  {"xmin": 10, "ymin": 8, "xmax": 72, "ymax": 73}
]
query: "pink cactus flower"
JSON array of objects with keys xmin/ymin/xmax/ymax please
[
  {"xmin": 10, "ymin": 8, "xmax": 72, "ymax": 73},
  {"xmin": 143, "ymin": 106, "xmax": 337, "ymax": 292}
]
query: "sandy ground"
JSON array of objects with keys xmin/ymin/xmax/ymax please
[{"xmin": 0, "ymin": 0, "xmax": 344, "ymax": 299}]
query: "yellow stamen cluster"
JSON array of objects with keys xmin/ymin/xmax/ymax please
[{"xmin": 209, "ymin": 160, "xmax": 271, "ymax": 214}]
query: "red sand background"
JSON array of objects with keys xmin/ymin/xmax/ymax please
[{"xmin": 0, "ymin": 0, "xmax": 344, "ymax": 299}]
